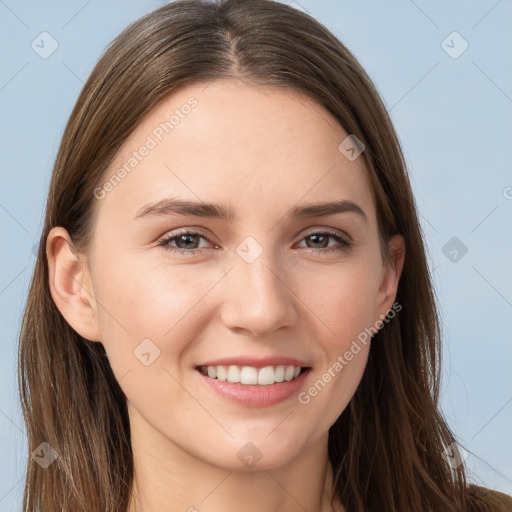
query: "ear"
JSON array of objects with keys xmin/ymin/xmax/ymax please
[
  {"xmin": 46, "ymin": 227, "xmax": 102, "ymax": 342},
  {"xmin": 375, "ymin": 234, "xmax": 406, "ymax": 319}
]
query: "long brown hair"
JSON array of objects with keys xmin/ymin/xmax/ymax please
[{"xmin": 18, "ymin": 1, "xmax": 512, "ymax": 510}]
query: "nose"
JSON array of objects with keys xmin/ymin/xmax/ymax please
[{"xmin": 219, "ymin": 247, "xmax": 298, "ymax": 338}]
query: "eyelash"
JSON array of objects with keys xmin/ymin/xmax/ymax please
[{"xmin": 157, "ymin": 229, "xmax": 353, "ymax": 256}]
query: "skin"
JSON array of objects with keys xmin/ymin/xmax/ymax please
[{"xmin": 47, "ymin": 79, "xmax": 405, "ymax": 512}]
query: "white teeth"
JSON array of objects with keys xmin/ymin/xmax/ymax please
[
  {"xmin": 284, "ymin": 366, "xmax": 295, "ymax": 381},
  {"xmin": 240, "ymin": 366, "xmax": 258, "ymax": 385},
  {"xmin": 216, "ymin": 365, "xmax": 227, "ymax": 381},
  {"xmin": 200, "ymin": 364, "xmax": 304, "ymax": 385},
  {"xmin": 274, "ymin": 365, "xmax": 285, "ymax": 382},
  {"xmin": 257, "ymin": 366, "xmax": 275, "ymax": 385},
  {"xmin": 226, "ymin": 365, "xmax": 241, "ymax": 383}
]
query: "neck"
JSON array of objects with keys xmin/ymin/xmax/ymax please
[{"xmin": 126, "ymin": 405, "xmax": 344, "ymax": 512}]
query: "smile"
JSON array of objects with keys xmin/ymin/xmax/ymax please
[{"xmin": 197, "ymin": 364, "xmax": 306, "ymax": 386}]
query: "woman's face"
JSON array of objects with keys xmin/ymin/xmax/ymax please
[{"xmin": 50, "ymin": 79, "xmax": 403, "ymax": 471}]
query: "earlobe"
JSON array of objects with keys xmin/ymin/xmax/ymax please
[
  {"xmin": 377, "ymin": 234, "xmax": 406, "ymax": 316},
  {"xmin": 46, "ymin": 227, "xmax": 102, "ymax": 342}
]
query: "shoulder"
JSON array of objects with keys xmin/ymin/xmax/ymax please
[{"xmin": 466, "ymin": 484, "xmax": 512, "ymax": 512}]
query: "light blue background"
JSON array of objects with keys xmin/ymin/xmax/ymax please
[{"xmin": 1, "ymin": 0, "xmax": 511, "ymax": 509}]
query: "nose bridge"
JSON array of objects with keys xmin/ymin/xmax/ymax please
[{"xmin": 220, "ymin": 235, "xmax": 296, "ymax": 336}]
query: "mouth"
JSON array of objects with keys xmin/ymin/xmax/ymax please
[
  {"xmin": 196, "ymin": 364, "xmax": 310, "ymax": 386},
  {"xmin": 195, "ymin": 363, "xmax": 312, "ymax": 408}
]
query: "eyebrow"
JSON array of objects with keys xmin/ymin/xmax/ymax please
[{"xmin": 134, "ymin": 197, "xmax": 367, "ymax": 223}]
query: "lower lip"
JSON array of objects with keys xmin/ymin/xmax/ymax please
[{"xmin": 196, "ymin": 368, "xmax": 311, "ymax": 408}]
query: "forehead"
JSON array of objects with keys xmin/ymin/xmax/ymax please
[{"xmin": 93, "ymin": 79, "xmax": 375, "ymax": 227}]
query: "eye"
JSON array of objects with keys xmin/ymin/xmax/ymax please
[
  {"xmin": 157, "ymin": 228, "xmax": 353, "ymax": 256},
  {"xmin": 157, "ymin": 230, "xmax": 214, "ymax": 255},
  {"xmin": 296, "ymin": 230, "xmax": 353, "ymax": 254}
]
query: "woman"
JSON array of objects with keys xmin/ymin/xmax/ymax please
[{"xmin": 19, "ymin": 0, "xmax": 512, "ymax": 510}]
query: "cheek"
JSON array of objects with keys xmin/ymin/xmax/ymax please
[
  {"xmin": 291, "ymin": 261, "xmax": 379, "ymax": 421},
  {"xmin": 92, "ymin": 256, "xmax": 224, "ymax": 374},
  {"xmin": 91, "ymin": 260, "xmax": 206, "ymax": 424},
  {"xmin": 300, "ymin": 258, "xmax": 382, "ymax": 347}
]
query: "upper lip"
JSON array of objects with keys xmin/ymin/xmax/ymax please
[{"xmin": 197, "ymin": 356, "xmax": 311, "ymax": 369}]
